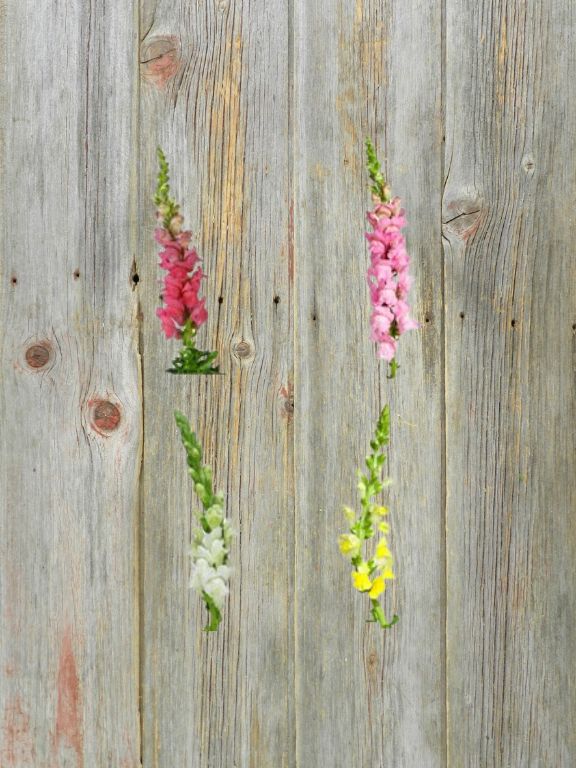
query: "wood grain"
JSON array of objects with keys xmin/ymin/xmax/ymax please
[
  {"xmin": 444, "ymin": 0, "xmax": 576, "ymax": 764},
  {"xmin": 293, "ymin": 0, "xmax": 445, "ymax": 765},
  {"xmin": 138, "ymin": 1, "xmax": 293, "ymax": 766},
  {"xmin": 1, "ymin": 0, "xmax": 575, "ymax": 765},
  {"xmin": 0, "ymin": 0, "xmax": 141, "ymax": 765}
]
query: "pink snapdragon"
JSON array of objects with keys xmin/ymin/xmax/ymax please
[
  {"xmin": 366, "ymin": 196, "xmax": 417, "ymax": 362},
  {"xmin": 155, "ymin": 214, "xmax": 208, "ymax": 340}
]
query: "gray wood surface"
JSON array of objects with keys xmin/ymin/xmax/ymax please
[
  {"xmin": 293, "ymin": 1, "xmax": 445, "ymax": 765},
  {"xmin": 138, "ymin": 1, "xmax": 293, "ymax": 766},
  {"xmin": 0, "ymin": 1, "xmax": 141, "ymax": 765},
  {"xmin": 443, "ymin": 1, "xmax": 576, "ymax": 765},
  {"xmin": 0, "ymin": 0, "xmax": 574, "ymax": 766}
]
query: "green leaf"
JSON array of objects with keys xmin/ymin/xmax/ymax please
[
  {"xmin": 387, "ymin": 358, "xmax": 399, "ymax": 379},
  {"xmin": 168, "ymin": 336, "xmax": 220, "ymax": 375},
  {"xmin": 365, "ymin": 138, "xmax": 389, "ymax": 202},
  {"xmin": 202, "ymin": 592, "xmax": 222, "ymax": 632},
  {"xmin": 154, "ymin": 146, "xmax": 180, "ymax": 229},
  {"xmin": 370, "ymin": 600, "xmax": 399, "ymax": 629}
]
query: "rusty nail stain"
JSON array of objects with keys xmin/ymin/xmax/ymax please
[
  {"xmin": 25, "ymin": 343, "xmax": 51, "ymax": 369},
  {"xmin": 234, "ymin": 341, "xmax": 252, "ymax": 359},
  {"xmin": 91, "ymin": 401, "xmax": 121, "ymax": 432},
  {"xmin": 284, "ymin": 399, "xmax": 294, "ymax": 415}
]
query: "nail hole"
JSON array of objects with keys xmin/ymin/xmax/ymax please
[
  {"xmin": 273, "ymin": 295, "xmax": 280, "ymax": 305},
  {"xmin": 425, "ymin": 316, "xmax": 431, "ymax": 324},
  {"xmin": 572, "ymin": 323, "xmax": 576, "ymax": 331},
  {"xmin": 511, "ymin": 319, "xmax": 516, "ymax": 328},
  {"xmin": 132, "ymin": 273, "xmax": 140, "ymax": 285},
  {"xmin": 312, "ymin": 314, "xmax": 317, "ymax": 322},
  {"xmin": 11, "ymin": 277, "xmax": 17, "ymax": 285},
  {"xmin": 218, "ymin": 296, "xmax": 224, "ymax": 304},
  {"xmin": 459, "ymin": 312, "xmax": 465, "ymax": 319},
  {"xmin": 73, "ymin": 269, "xmax": 80, "ymax": 279}
]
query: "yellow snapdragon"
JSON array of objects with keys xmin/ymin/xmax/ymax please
[
  {"xmin": 352, "ymin": 571, "xmax": 372, "ymax": 592},
  {"xmin": 338, "ymin": 405, "xmax": 398, "ymax": 629},
  {"xmin": 339, "ymin": 533, "xmax": 362, "ymax": 558}
]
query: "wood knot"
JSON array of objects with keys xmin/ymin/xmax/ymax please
[
  {"xmin": 25, "ymin": 342, "xmax": 51, "ymax": 369},
  {"xmin": 366, "ymin": 650, "xmax": 379, "ymax": 674},
  {"xmin": 140, "ymin": 35, "xmax": 181, "ymax": 89},
  {"xmin": 233, "ymin": 340, "xmax": 253, "ymax": 360},
  {"xmin": 279, "ymin": 385, "xmax": 294, "ymax": 418},
  {"xmin": 442, "ymin": 194, "xmax": 484, "ymax": 242},
  {"xmin": 521, "ymin": 153, "xmax": 535, "ymax": 176},
  {"xmin": 90, "ymin": 400, "xmax": 121, "ymax": 434}
]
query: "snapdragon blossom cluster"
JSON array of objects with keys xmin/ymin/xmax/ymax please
[
  {"xmin": 155, "ymin": 224, "xmax": 207, "ymax": 340},
  {"xmin": 154, "ymin": 148, "xmax": 218, "ymax": 375},
  {"xmin": 339, "ymin": 405, "xmax": 398, "ymax": 629},
  {"xmin": 365, "ymin": 139, "xmax": 417, "ymax": 375},
  {"xmin": 175, "ymin": 411, "xmax": 232, "ymax": 631},
  {"xmin": 338, "ymin": 141, "xmax": 418, "ymax": 630}
]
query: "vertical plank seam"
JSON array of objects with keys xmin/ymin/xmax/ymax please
[
  {"xmin": 440, "ymin": 0, "xmax": 449, "ymax": 764},
  {"xmin": 288, "ymin": 0, "xmax": 297, "ymax": 764},
  {"xmin": 132, "ymin": 0, "xmax": 144, "ymax": 764}
]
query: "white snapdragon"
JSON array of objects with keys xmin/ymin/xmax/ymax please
[
  {"xmin": 176, "ymin": 410, "xmax": 233, "ymax": 631},
  {"xmin": 189, "ymin": 521, "xmax": 233, "ymax": 610}
]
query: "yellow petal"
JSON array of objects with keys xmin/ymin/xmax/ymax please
[
  {"xmin": 338, "ymin": 534, "xmax": 360, "ymax": 557},
  {"xmin": 378, "ymin": 521, "xmax": 390, "ymax": 533},
  {"xmin": 382, "ymin": 564, "xmax": 395, "ymax": 580},
  {"xmin": 375, "ymin": 539, "xmax": 391, "ymax": 560},
  {"xmin": 368, "ymin": 576, "xmax": 385, "ymax": 599},
  {"xmin": 352, "ymin": 572, "xmax": 372, "ymax": 592},
  {"xmin": 343, "ymin": 506, "xmax": 356, "ymax": 523}
]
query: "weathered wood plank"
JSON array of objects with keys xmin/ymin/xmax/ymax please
[
  {"xmin": 139, "ymin": 1, "xmax": 293, "ymax": 765},
  {"xmin": 293, "ymin": 1, "xmax": 444, "ymax": 765},
  {"xmin": 0, "ymin": 1, "xmax": 141, "ymax": 765},
  {"xmin": 444, "ymin": 0, "xmax": 576, "ymax": 764}
]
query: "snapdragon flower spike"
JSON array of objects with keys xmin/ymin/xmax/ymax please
[
  {"xmin": 365, "ymin": 138, "xmax": 417, "ymax": 378},
  {"xmin": 154, "ymin": 147, "xmax": 219, "ymax": 375},
  {"xmin": 338, "ymin": 405, "xmax": 399, "ymax": 629},
  {"xmin": 175, "ymin": 411, "xmax": 232, "ymax": 632}
]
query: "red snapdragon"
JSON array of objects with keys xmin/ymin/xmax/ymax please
[{"xmin": 155, "ymin": 219, "xmax": 208, "ymax": 340}]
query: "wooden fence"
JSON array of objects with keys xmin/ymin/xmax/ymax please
[{"xmin": 1, "ymin": 0, "xmax": 574, "ymax": 765}]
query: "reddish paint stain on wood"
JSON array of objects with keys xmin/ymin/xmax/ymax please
[
  {"xmin": 1, "ymin": 697, "xmax": 36, "ymax": 766},
  {"xmin": 53, "ymin": 629, "xmax": 83, "ymax": 768}
]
